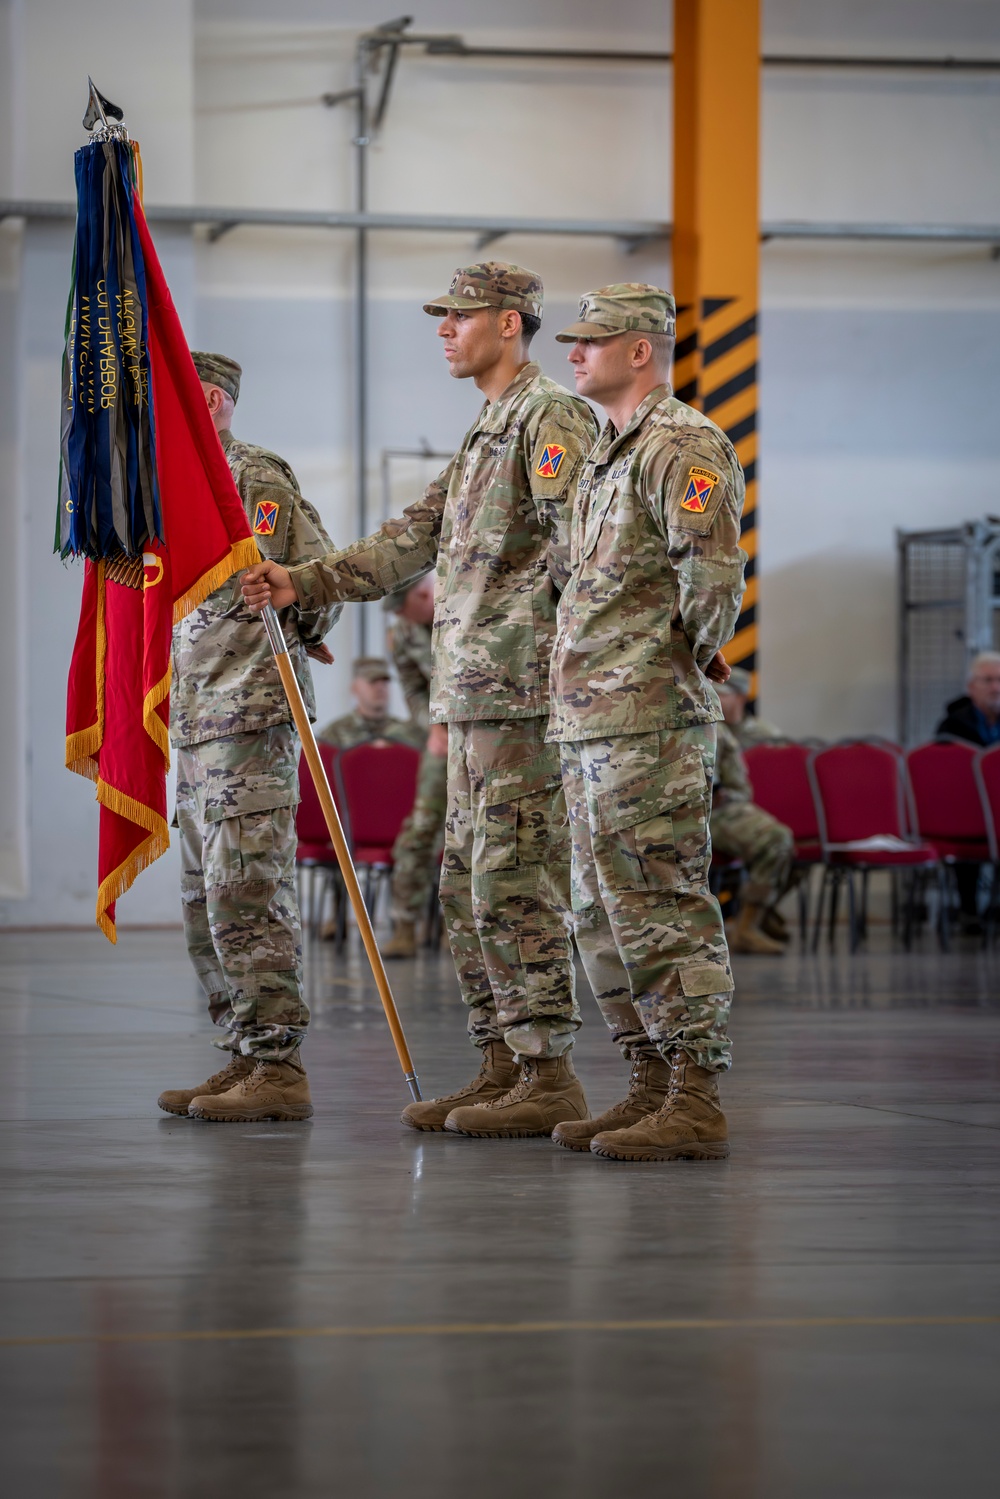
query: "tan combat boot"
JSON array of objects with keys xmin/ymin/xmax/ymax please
[
  {"xmin": 590, "ymin": 1048, "xmax": 729, "ymax": 1161},
  {"xmin": 381, "ymin": 919, "xmax": 418, "ymax": 959},
  {"xmin": 551, "ymin": 1053, "xmax": 672, "ymax": 1152},
  {"xmin": 188, "ymin": 1056, "xmax": 313, "ymax": 1122},
  {"xmin": 444, "ymin": 1053, "xmax": 589, "ymax": 1139},
  {"xmin": 727, "ymin": 901, "xmax": 786, "ymax": 955},
  {"xmin": 157, "ymin": 1052, "xmax": 254, "ymax": 1117},
  {"xmin": 400, "ymin": 1039, "xmax": 519, "ymax": 1131},
  {"xmin": 760, "ymin": 907, "xmax": 790, "ymax": 943}
]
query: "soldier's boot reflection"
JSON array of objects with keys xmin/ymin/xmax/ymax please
[
  {"xmin": 189, "ymin": 1055, "xmax": 313, "ymax": 1122},
  {"xmin": 591, "ymin": 1047, "xmax": 729, "ymax": 1161},
  {"xmin": 552, "ymin": 1051, "xmax": 671, "ymax": 1151},
  {"xmin": 400, "ymin": 1038, "xmax": 518, "ymax": 1131},
  {"xmin": 157, "ymin": 1053, "xmax": 254, "ymax": 1116}
]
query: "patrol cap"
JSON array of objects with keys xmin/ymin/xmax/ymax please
[
  {"xmin": 555, "ymin": 284, "xmax": 676, "ymax": 342},
  {"xmin": 191, "ymin": 351, "xmax": 242, "ymax": 403},
  {"xmin": 352, "ymin": 656, "xmax": 391, "ymax": 682},
  {"xmin": 423, "ymin": 262, "xmax": 544, "ymax": 319},
  {"xmin": 717, "ymin": 666, "xmax": 752, "ymax": 697}
]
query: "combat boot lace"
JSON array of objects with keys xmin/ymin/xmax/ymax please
[
  {"xmin": 188, "ymin": 1057, "xmax": 313, "ymax": 1123},
  {"xmin": 444, "ymin": 1053, "xmax": 589, "ymax": 1138},
  {"xmin": 551, "ymin": 1053, "xmax": 672, "ymax": 1152},
  {"xmin": 400, "ymin": 1039, "xmax": 519, "ymax": 1131},
  {"xmin": 590, "ymin": 1047, "xmax": 729, "ymax": 1162},
  {"xmin": 157, "ymin": 1053, "xmax": 254, "ymax": 1117}
]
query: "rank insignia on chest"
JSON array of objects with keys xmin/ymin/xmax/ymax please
[
  {"xmin": 535, "ymin": 444, "xmax": 567, "ymax": 478},
  {"xmin": 253, "ymin": 499, "xmax": 280, "ymax": 535},
  {"xmin": 680, "ymin": 466, "xmax": 720, "ymax": 513}
]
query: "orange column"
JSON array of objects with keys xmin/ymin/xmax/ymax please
[{"xmin": 673, "ymin": 0, "xmax": 761, "ymax": 692}]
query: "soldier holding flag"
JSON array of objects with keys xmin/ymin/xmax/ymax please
[{"xmin": 157, "ymin": 353, "xmax": 341, "ymax": 1123}]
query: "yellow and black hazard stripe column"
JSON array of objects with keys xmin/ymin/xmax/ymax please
[{"xmin": 672, "ymin": 0, "xmax": 760, "ymax": 698}]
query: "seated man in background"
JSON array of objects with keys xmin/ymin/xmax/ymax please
[
  {"xmin": 937, "ymin": 651, "xmax": 1000, "ymax": 747},
  {"xmin": 717, "ymin": 665, "xmax": 787, "ymax": 748},
  {"xmin": 712, "ymin": 720, "xmax": 794, "ymax": 955},
  {"xmin": 382, "ymin": 576, "xmax": 449, "ymax": 958},
  {"xmin": 317, "ymin": 657, "xmax": 424, "ymax": 750},
  {"xmin": 936, "ymin": 650, "xmax": 1000, "ymax": 932}
]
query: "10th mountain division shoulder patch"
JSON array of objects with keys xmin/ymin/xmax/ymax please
[
  {"xmin": 535, "ymin": 444, "xmax": 567, "ymax": 478},
  {"xmin": 679, "ymin": 466, "xmax": 720, "ymax": 514}
]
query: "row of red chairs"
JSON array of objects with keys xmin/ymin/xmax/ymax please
[
  {"xmin": 295, "ymin": 741, "xmax": 422, "ymax": 941},
  {"xmin": 742, "ymin": 737, "xmax": 1000, "ymax": 950}
]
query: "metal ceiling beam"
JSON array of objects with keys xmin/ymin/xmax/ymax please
[{"xmin": 2, "ymin": 201, "xmax": 999, "ymax": 245}]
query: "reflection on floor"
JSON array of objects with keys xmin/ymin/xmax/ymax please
[{"xmin": 0, "ymin": 925, "xmax": 998, "ymax": 1499}]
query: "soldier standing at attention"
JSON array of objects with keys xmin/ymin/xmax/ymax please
[
  {"xmin": 381, "ymin": 576, "xmax": 450, "ymax": 959},
  {"xmin": 158, "ymin": 353, "xmax": 341, "ymax": 1124},
  {"xmin": 544, "ymin": 286, "xmax": 747, "ymax": 1163},
  {"xmin": 241, "ymin": 264, "xmax": 599, "ymax": 1138}
]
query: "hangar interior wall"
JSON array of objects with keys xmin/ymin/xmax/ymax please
[{"xmin": 1, "ymin": 0, "xmax": 998, "ymax": 926}]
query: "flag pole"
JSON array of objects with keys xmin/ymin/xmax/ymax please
[{"xmin": 260, "ymin": 603, "xmax": 422, "ymax": 1102}]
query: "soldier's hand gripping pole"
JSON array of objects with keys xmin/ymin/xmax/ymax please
[{"xmin": 260, "ymin": 603, "xmax": 422, "ymax": 1102}]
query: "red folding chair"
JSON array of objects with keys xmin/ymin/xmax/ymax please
[
  {"xmin": 973, "ymin": 744, "xmax": 1000, "ymax": 940},
  {"xmin": 744, "ymin": 741, "xmax": 824, "ymax": 938},
  {"xmin": 296, "ymin": 743, "xmax": 344, "ymax": 941},
  {"xmin": 906, "ymin": 740, "xmax": 990, "ymax": 944},
  {"xmin": 335, "ymin": 742, "xmax": 422, "ymax": 922},
  {"xmin": 808, "ymin": 741, "xmax": 939, "ymax": 951}
]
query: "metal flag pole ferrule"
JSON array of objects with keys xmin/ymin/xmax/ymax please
[{"xmin": 260, "ymin": 603, "xmax": 421, "ymax": 1101}]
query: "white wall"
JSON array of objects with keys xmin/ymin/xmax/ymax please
[{"xmin": 1, "ymin": 0, "xmax": 998, "ymax": 926}]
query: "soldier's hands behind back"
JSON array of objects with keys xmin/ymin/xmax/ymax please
[
  {"xmin": 241, "ymin": 561, "xmax": 296, "ymax": 612},
  {"xmin": 305, "ymin": 643, "xmax": 334, "ymax": 666},
  {"xmin": 705, "ymin": 651, "xmax": 731, "ymax": 685},
  {"xmin": 426, "ymin": 723, "xmax": 449, "ymax": 758}
]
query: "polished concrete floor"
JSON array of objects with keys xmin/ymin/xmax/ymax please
[{"xmin": 1, "ymin": 920, "xmax": 998, "ymax": 1498}]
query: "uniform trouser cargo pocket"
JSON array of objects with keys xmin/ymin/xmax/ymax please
[{"xmin": 593, "ymin": 739, "xmax": 711, "ymax": 895}]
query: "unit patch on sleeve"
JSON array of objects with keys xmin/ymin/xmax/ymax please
[
  {"xmin": 253, "ymin": 499, "xmax": 280, "ymax": 536},
  {"xmin": 679, "ymin": 466, "xmax": 720, "ymax": 514},
  {"xmin": 535, "ymin": 444, "xmax": 567, "ymax": 478}
]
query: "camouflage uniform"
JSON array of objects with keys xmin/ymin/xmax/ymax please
[
  {"xmin": 317, "ymin": 709, "xmax": 423, "ymax": 751},
  {"xmin": 287, "ymin": 264, "xmax": 599, "ymax": 1058},
  {"xmin": 386, "ymin": 614, "xmax": 448, "ymax": 924},
  {"xmin": 718, "ymin": 666, "xmax": 788, "ymax": 749},
  {"xmin": 173, "ymin": 357, "xmax": 340, "ymax": 1061},
  {"xmin": 712, "ymin": 722, "xmax": 794, "ymax": 906},
  {"xmin": 549, "ymin": 287, "xmax": 747, "ymax": 1073}
]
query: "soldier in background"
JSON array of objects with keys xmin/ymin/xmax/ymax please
[
  {"xmin": 717, "ymin": 665, "xmax": 787, "ymax": 749},
  {"xmin": 241, "ymin": 262, "xmax": 599, "ymax": 1140},
  {"xmin": 317, "ymin": 657, "xmax": 423, "ymax": 751},
  {"xmin": 712, "ymin": 721, "xmax": 794, "ymax": 954},
  {"xmin": 381, "ymin": 576, "xmax": 449, "ymax": 959},
  {"xmin": 158, "ymin": 352, "xmax": 340, "ymax": 1124},
  {"xmin": 543, "ymin": 285, "xmax": 746, "ymax": 1163}
]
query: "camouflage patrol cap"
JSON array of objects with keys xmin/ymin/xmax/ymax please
[
  {"xmin": 555, "ymin": 284, "xmax": 676, "ymax": 342},
  {"xmin": 717, "ymin": 666, "xmax": 752, "ymax": 697},
  {"xmin": 352, "ymin": 656, "xmax": 391, "ymax": 682},
  {"xmin": 190, "ymin": 351, "xmax": 242, "ymax": 403},
  {"xmin": 423, "ymin": 262, "xmax": 543, "ymax": 319}
]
